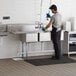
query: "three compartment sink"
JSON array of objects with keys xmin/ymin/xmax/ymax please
[{"xmin": 7, "ymin": 24, "xmax": 52, "ymax": 42}]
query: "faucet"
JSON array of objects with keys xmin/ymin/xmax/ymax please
[{"xmin": 35, "ymin": 21, "xmax": 43, "ymax": 29}]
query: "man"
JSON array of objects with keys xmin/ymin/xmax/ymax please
[{"xmin": 43, "ymin": 4, "xmax": 62, "ymax": 59}]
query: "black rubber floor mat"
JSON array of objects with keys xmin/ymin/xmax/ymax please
[{"xmin": 26, "ymin": 56, "xmax": 76, "ymax": 66}]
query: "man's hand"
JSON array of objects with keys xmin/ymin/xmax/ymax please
[
  {"xmin": 42, "ymin": 27, "xmax": 47, "ymax": 31},
  {"xmin": 42, "ymin": 21, "xmax": 52, "ymax": 32}
]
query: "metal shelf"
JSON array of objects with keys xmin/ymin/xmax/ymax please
[{"xmin": 68, "ymin": 32, "xmax": 76, "ymax": 56}]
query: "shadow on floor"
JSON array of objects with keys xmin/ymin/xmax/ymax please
[{"xmin": 26, "ymin": 56, "xmax": 76, "ymax": 66}]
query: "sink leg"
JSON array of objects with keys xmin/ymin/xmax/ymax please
[
  {"xmin": 22, "ymin": 42, "xmax": 24, "ymax": 58},
  {"xmin": 25, "ymin": 43, "xmax": 28, "ymax": 60}
]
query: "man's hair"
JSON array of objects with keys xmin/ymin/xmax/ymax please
[{"xmin": 49, "ymin": 4, "xmax": 57, "ymax": 11}]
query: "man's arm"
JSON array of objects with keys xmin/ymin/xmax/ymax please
[
  {"xmin": 45, "ymin": 21, "xmax": 52, "ymax": 29},
  {"xmin": 42, "ymin": 21, "xmax": 52, "ymax": 31},
  {"xmin": 42, "ymin": 16, "xmax": 54, "ymax": 31}
]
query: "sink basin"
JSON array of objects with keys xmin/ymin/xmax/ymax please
[
  {"xmin": 21, "ymin": 25, "xmax": 39, "ymax": 32},
  {"xmin": 8, "ymin": 24, "xmax": 52, "ymax": 34},
  {"xmin": 8, "ymin": 24, "xmax": 39, "ymax": 32}
]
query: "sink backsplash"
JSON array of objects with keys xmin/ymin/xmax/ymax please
[{"xmin": 8, "ymin": 24, "xmax": 38, "ymax": 32}]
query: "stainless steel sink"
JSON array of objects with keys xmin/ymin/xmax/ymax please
[
  {"xmin": 8, "ymin": 24, "xmax": 39, "ymax": 33},
  {"xmin": 8, "ymin": 24, "xmax": 52, "ymax": 34}
]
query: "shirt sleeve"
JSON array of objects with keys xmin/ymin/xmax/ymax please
[{"xmin": 50, "ymin": 16, "xmax": 54, "ymax": 23}]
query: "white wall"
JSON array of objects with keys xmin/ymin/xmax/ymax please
[
  {"xmin": 41, "ymin": 0, "xmax": 51, "ymax": 24},
  {"xmin": 0, "ymin": 0, "xmax": 52, "ymax": 24},
  {"xmin": 0, "ymin": 0, "xmax": 76, "ymax": 23},
  {"xmin": 0, "ymin": 0, "xmax": 41, "ymax": 24}
]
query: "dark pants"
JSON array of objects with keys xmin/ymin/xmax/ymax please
[{"xmin": 51, "ymin": 26, "xmax": 61, "ymax": 59}]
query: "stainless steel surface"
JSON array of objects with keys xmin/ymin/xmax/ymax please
[
  {"xmin": 0, "ymin": 24, "xmax": 7, "ymax": 32},
  {"xmin": 68, "ymin": 32, "xmax": 76, "ymax": 56},
  {"xmin": 8, "ymin": 24, "xmax": 52, "ymax": 34},
  {"xmin": 39, "ymin": 32, "xmax": 51, "ymax": 41},
  {"xmin": 69, "ymin": 32, "xmax": 76, "ymax": 41},
  {"xmin": 7, "ymin": 24, "xmax": 52, "ymax": 59},
  {"xmin": 26, "ymin": 33, "xmax": 38, "ymax": 42},
  {"xmin": 0, "ymin": 32, "xmax": 8, "ymax": 36}
]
